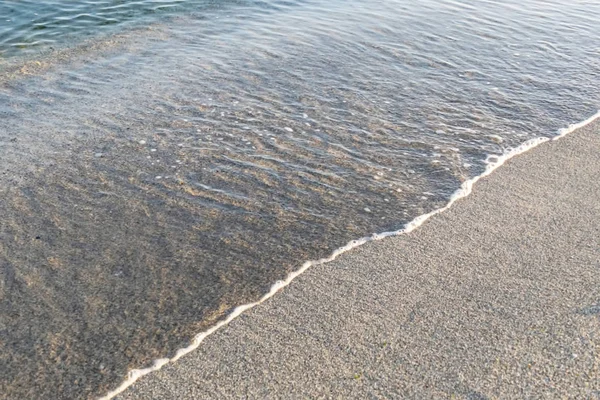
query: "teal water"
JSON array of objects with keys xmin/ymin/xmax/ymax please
[
  {"xmin": 0, "ymin": 0, "xmax": 189, "ymax": 56},
  {"xmin": 1, "ymin": 0, "xmax": 599, "ymax": 398}
]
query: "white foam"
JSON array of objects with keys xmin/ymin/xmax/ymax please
[
  {"xmin": 99, "ymin": 110, "xmax": 600, "ymax": 400},
  {"xmin": 553, "ymin": 110, "xmax": 600, "ymax": 141}
]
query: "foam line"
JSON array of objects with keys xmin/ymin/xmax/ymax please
[
  {"xmin": 554, "ymin": 110, "xmax": 600, "ymax": 140},
  {"xmin": 99, "ymin": 110, "xmax": 600, "ymax": 400}
]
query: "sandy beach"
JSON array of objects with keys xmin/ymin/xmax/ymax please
[
  {"xmin": 115, "ymin": 120, "xmax": 600, "ymax": 399},
  {"xmin": 2, "ymin": 2, "xmax": 600, "ymax": 399}
]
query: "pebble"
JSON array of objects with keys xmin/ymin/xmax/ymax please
[
  {"xmin": 139, "ymin": 140, "xmax": 146, "ymax": 145},
  {"xmin": 364, "ymin": 207, "xmax": 371, "ymax": 212},
  {"xmin": 489, "ymin": 135, "xmax": 504, "ymax": 144},
  {"xmin": 151, "ymin": 149, "xmax": 157, "ymax": 152},
  {"xmin": 155, "ymin": 176, "xmax": 162, "ymax": 180},
  {"xmin": 284, "ymin": 127, "xmax": 293, "ymax": 132},
  {"xmin": 94, "ymin": 153, "xmax": 103, "ymax": 158}
]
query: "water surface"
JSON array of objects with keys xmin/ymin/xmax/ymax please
[
  {"xmin": 1, "ymin": 0, "xmax": 599, "ymax": 398},
  {"xmin": 1, "ymin": 0, "xmax": 191, "ymax": 57}
]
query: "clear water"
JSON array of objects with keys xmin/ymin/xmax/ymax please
[
  {"xmin": 0, "ymin": 0, "xmax": 188, "ymax": 56},
  {"xmin": 1, "ymin": 0, "xmax": 599, "ymax": 398}
]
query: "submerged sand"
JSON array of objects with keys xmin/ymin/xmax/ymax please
[{"xmin": 118, "ymin": 120, "xmax": 600, "ymax": 399}]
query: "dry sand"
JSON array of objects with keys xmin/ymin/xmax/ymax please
[{"xmin": 118, "ymin": 121, "xmax": 600, "ymax": 399}]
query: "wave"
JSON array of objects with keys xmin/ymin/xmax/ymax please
[{"xmin": 99, "ymin": 109, "xmax": 600, "ymax": 400}]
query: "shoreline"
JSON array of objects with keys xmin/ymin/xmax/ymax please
[
  {"xmin": 112, "ymin": 115, "xmax": 600, "ymax": 399},
  {"xmin": 2, "ymin": 2, "xmax": 600, "ymax": 397}
]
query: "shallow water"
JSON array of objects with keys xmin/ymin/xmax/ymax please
[
  {"xmin": 1, "ymin": 0, "xmax": 599, "ymax": 398},
  {"xmin": 0, "ymin": 0, "xmax": 189, "ymax": 57}
]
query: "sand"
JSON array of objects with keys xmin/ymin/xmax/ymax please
[{"xmin": 117, "ymin": 120, "xmax": 600, "ymax": 399}]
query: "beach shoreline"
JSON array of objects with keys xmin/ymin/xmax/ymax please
[
  {"xmin": 116, "ymin": 118, "xmax": 600, "ymax": 399},
  {"xmin": 2, "ymin": 1, "xmax": 600, "ymax": 398}
]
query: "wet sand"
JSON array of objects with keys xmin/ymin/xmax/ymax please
[{"xmin": 118, "ymin": 120, "xmax": 600, "ymax": 399}]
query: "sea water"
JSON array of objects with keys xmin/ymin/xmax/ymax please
[{"xmin": 0, "ymin": 0, "xmax": 599, "ymax": 398}]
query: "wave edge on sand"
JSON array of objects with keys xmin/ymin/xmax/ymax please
[{"xmin": 99, "ymin": 109, "xmax": 600, "ymax": 400}]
